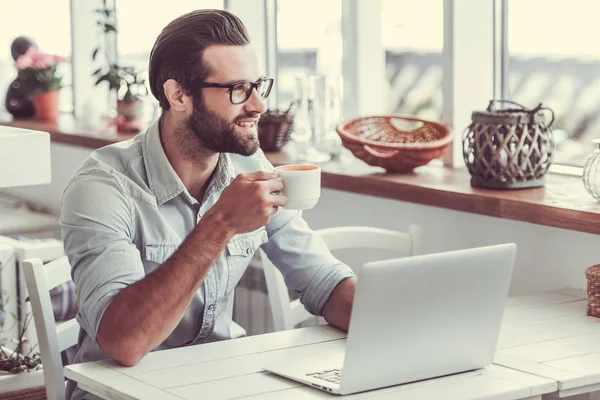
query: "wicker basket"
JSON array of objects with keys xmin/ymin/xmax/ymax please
[
  {"xmin": 463, "ymin": 100, "xmax": 555, "ymax": 189},
  {"xmin": 258, "ymin": 108, "xmax": 294, "ymax": 152},
  {"xmin": 586, "ymin": 264, "xmax": 600, "ymax": 318},
  {"xmin": 335, "ymin": 116, "xmax": 453, "ymax": 172}
]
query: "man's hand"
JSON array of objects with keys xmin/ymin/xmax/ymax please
[{"xmin": 210, "ymin": 171, "xmax": 288, "ymax": 235}]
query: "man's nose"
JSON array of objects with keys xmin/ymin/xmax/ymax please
[{"xmin": 244, "ymin": 88, "xmax": 268, "ymax": 115}]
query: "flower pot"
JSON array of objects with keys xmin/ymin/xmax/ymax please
[
  {"xmin": 30, "ymin": 90, "xmax": 59, "ymax": 123},
  {"xmin": 117, "ymin": 98, "xmax": 144, "ymax": 121},
  {"xmin": 0, "ymin": 370, "xmax": 45, "ymax": 399},
  {"xmin": 116, "ymin": 98, "xmax": 144, "ymax": 133}
]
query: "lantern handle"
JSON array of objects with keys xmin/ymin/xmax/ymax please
[
  {"xmin": 531, "ymin": 103, "xmax": 555, "ymax": 128},
  {"xmin": 487, "ymin": 100, "xmax": 555, "ymax": 127},
  {"xmin": 486, "ymin": 99, "xmax": 528, "ymax": 111}
]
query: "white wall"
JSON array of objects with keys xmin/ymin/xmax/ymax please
[
  {"xmin": 3, "ymin": 143, "xmax": 597, "ymax": 296},
  {"xmin": 303, "ymin": 189, "xmax": 598, "ymax": 296},
  {"xmin": 1, "ymin": 143, "xmax": 92, "ymax": 214}
]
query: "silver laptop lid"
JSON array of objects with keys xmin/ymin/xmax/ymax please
[{"xmin": 339, "ymin": 243, "xmax": 517, "ymax": 394}]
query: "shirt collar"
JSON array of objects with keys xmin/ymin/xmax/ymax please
[
  {"xmin": 142, "ymin": 118, "xmax": 236, "ymax": 206},
  {"xmin": 205, "ymin": 152, "xmax": 236, "ymax": 199}
]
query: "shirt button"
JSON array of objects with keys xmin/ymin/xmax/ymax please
[
  {"xmin": 207, "ymin": 304, "xmax": 215, "ymax": 311},
  {"xmin": 245, "ymin": 247, "xmax": 252, "ymax": 255}
]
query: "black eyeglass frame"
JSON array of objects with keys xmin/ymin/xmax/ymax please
[{"xmin": 196, "ymin": 77, "xmax": 274, "ymax": 105}]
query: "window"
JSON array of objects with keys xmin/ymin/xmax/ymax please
[
  {"xmin": 0, "ymin": 0, "xmax": 73, "ymax": 114},
  {"xmin": 382, "ymin": 0, "xmax": 443, "ymax": 121},
  {"xmin": 508, "ymin": 0, "xmax": 600, "ymax": 167},
  {"xmin": 276, "ymin": 0, "xmax": 342, "ymax": 110},
  {"xmin": 115, "ymin": 1, "xmax": 224, "ymax": 118}
]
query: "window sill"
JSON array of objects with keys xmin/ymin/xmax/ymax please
[
  {"xmin": 2, "ymin": 115, "xmax": 599, "ymax": 235},
  {"xmin": 267, "ymin": 152, "xmax": 600, "ymax": 235}
]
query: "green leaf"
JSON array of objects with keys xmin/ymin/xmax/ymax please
[
  {"xmin": 104, "ymin": 23, "xmax": 117, "ymax": 33},
  {"xmin": 92, "ymin": 48, "xmax": 100, "ymax": 61},
  {"xmin": 95, "ymin": 72, "xmax": 111, "ymax": 86},
  {"xmin": 94, "ymin": 7, "xmax": 113, "ymax": 14},
  {"xmin": 109, "ymin": 78, "xmax": 121, "ymax": 91},
  {"xmin": 92, "ymin": 67, "xmax": 103, "ymax": 76}
]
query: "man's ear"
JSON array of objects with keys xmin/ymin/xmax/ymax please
[{"xmin": 163, "ymin": 79, "xmax": 191, "ymax": 112}]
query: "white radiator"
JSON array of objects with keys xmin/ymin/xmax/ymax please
[
  {"xmin": 233, "ymin": 256, "xmax": 320, "ymax": 336},
  {"xmin": 233, "ymin": 256, "xmax": 274, "ymax": 336}
]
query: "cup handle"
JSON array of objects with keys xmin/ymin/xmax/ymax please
[{"xmin": 363, "ymin": 145, "xmax": 400, "ymax": 158}]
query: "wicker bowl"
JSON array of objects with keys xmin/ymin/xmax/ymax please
[
  {"xmin": 586, "ymin": 264, "xmax": 600, "ymax": 318},
  {"xmin": 258, "ymin": 108, "xmax": 294, "ymax": 152},
  {"xmin": 336, "ymin": 116, "xmax": 453, "ymax": 172}
]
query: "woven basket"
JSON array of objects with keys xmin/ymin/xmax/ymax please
[
  {"xmin": 586, "ymin": 264, "xmax": 600, "ymax": 318},
  {"xmin": 463, "ymin": 100, "xmax": 555, "ymax": 189},
  {"xmin": 258, "ymin": 108, "xmax": 294, "ymax": 152},
  {"xmin": 335, "ymin": 116, "xmax": 453, "ymax": 172}
]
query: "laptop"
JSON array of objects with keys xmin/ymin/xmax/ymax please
[{"xmin": 262, "ymin": 243, "xmax": 517, "ymax": 395}]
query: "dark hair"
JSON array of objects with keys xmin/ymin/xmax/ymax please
[{"xmin": 149, "ymin": 9, "xmax": 250, "ymax": 111}]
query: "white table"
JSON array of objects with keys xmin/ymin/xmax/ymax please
[
  {"xmin": 65, "ymin": 325, "xmax": 556, "ymax": 400},
  {"xmin": 496, "ymin": 290, "xmax": 600, "ymax": 399}
]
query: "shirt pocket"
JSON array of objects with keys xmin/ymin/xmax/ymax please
[
  {"xmin": 143, "ymin": 242, "xmax": 179, "ymax": 273},
  {"xmin": 225, "ymin": 228, "xmax": 268, "ymax": 296}
]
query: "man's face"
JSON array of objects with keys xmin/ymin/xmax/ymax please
[{"xmin": 183, "ymin": 45, "xmax": 268, "ymax": 156}]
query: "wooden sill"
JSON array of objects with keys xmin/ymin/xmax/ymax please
[{"xmin": 2, "ymin": 115, "xmax": 599, "ymax": 235}]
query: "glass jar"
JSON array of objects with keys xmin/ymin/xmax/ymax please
[{"xmin": 583, "ymin": 139, "xmax": 600, "ymax": 200}]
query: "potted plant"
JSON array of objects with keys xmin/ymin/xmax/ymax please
[
  {"xmin": 0, "ymin": 261, "xmax": 44, "ymax": 397},
  {"xmin": 94, "ymin": 66, "xmax": 148, "ymax": 131},
  {"xmin": 13, "ymin": 47, "xmax": 64, "ymax": 122},
  {"xmin": 91, "ymin": 0, "xmax": 148, "ymax": 132}
]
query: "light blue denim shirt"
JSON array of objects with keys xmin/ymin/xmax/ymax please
[{"xmin": 60, "ymin": 118, "xmax": 354, "ymax": 400}]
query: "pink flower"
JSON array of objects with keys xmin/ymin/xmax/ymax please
[
  {"xmin": 14, "ymin": 47, "xmax": 64, "ymax": 70},
  {"xmin": 14, "ymin": 47, "xmax": 37, "ymax": 70}
]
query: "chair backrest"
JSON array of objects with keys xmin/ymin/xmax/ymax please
[
  {"xmin": 261, "ymin": 225, "xmax": 424, "ymax": 332},
  {"xmin": 22, "ymin": 256, "xmax": 79, "ymax": 400}
]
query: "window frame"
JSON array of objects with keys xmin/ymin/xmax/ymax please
[{"xmin": 70, "ymin": 0, "xmax": 116, "ymax": 118}]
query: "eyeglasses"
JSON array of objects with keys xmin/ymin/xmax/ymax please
[{"xmin": 196, "ymin": 77, "xmax": 274, "ymax": 105}]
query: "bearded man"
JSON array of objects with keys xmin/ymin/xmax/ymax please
[{"xmin": 61, "ymin": 9, "xmax": 356, "ymax": 400}]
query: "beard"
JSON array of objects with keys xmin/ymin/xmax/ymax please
[{"xmin": 177, "ymin": 95, "xmax": 260, "ymax": 160}]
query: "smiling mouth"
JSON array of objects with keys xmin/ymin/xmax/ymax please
[{"xmin": 235, "ymin": 120, "xmax": 257, "ymax": 130}]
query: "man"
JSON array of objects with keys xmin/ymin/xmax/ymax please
[{"xmin": 61, "ymin": 9, "xmax": 356, "ymax": 400}]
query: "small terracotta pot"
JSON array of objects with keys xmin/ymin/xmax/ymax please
[
  {"xmin": 30, "ymin": 90, "xmax": 59, "ymax": 122},
  {"xmin": 117, "ymin": 99, "xmax": 144, "ymax": 121}
]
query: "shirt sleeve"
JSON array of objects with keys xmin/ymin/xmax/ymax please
[
  {"xmin": 256, "ymin": 151, "xmax": 355, "ymax": 316},
  {"xmin": 60, "ymin": 167, "xmax": 145, "ymax": 342}
]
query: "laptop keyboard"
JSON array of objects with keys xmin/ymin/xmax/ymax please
[{"xmin": 306, "ymin": 369, "xmax": 342, "ymax": 384}]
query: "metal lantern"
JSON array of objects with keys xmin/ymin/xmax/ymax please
[{"xmin": 463, "ymin": 100, "xmax": 555, "ymax": 189}]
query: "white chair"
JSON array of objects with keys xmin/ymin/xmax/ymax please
[
  {"xmin": 22, "ymin": 256, "xmax": 79, "ymax": 400},
  {"xmin": 261, "ymin": 225, "xmax": 424, "ymax": 332}
]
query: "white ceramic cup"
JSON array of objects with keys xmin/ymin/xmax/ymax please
[{"xmin": 274, "ymin": 164, "xmax": 321, "ymax": 210}]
